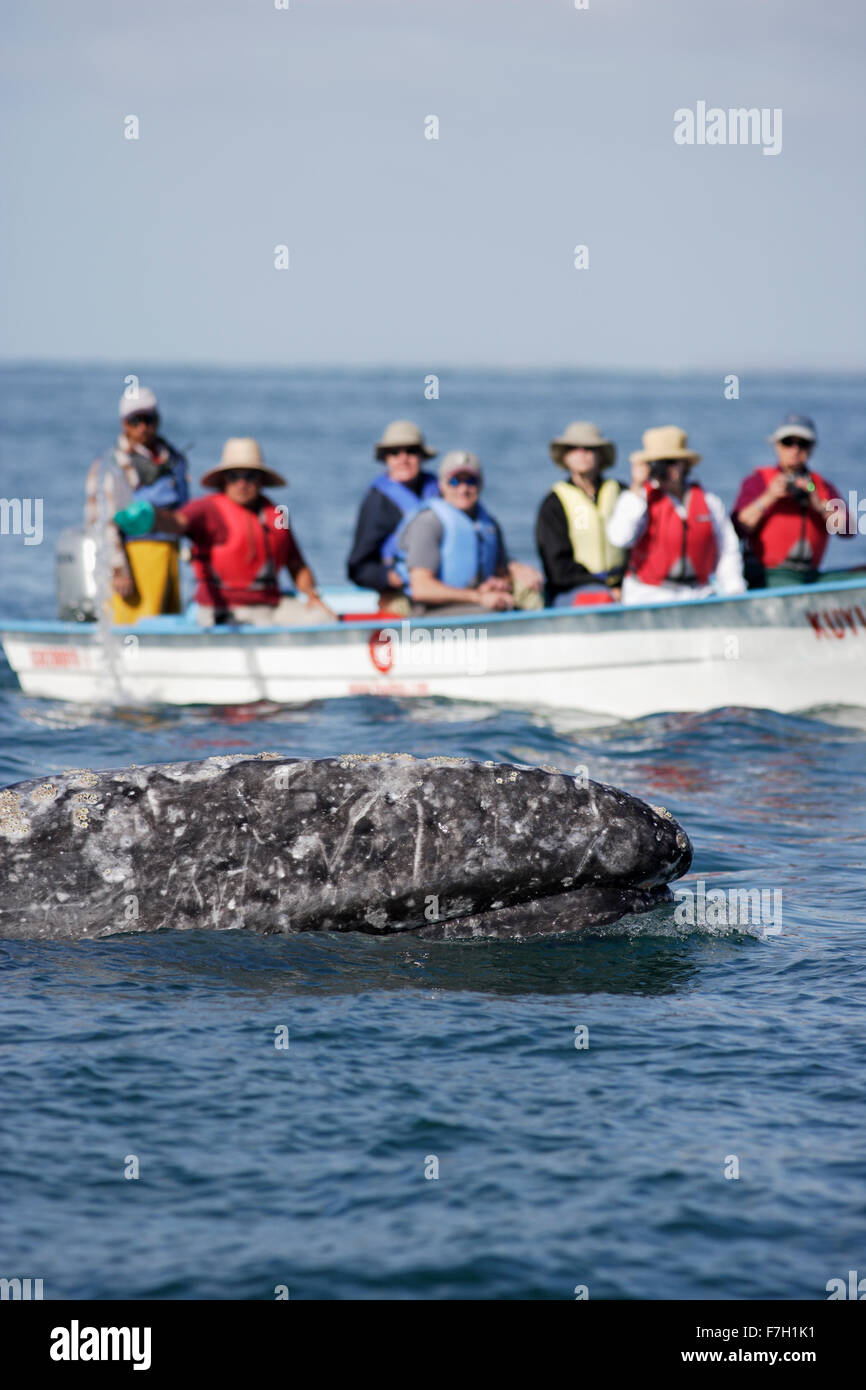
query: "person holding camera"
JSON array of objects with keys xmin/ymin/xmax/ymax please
[
  {"xmin": 607, "ymin": 425, "xmax": 745, "ymax": 605},
  {"xmin": 731, "ymin": 414, "xmax": 851, "ymax": 588}
]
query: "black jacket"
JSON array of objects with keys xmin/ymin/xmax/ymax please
[
  {"xmin": 347, "ymin": 476, "xmax": 432, "ymax": 592},
  {"xmin": 535, "ymin": 481, "xmax": 624, "ymax": 601}
]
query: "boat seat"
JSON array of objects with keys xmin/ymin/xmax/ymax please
[{"xmin": 572, "ymin": 591, "xmax": 615, "ymax": 607}]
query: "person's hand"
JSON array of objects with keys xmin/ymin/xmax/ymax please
[
  {"xmin": 765, "ymin": 472, "xmax": 790, "ymax": 502},
  {"xmin": 112, "ymin": 569, "xmax": 135, "ymax": 599},
  {"xmin": 475, "ymin": 589, "xmax": 514, "ymax": 611},
  {"xmin": 609, "ymin": 585, "xmax": 622, "ymax": 602},
  {"xmin": 631, "ymin": 458, "xmax": 651, "ymax": 492},
  {"xmin": 307, "ymin": 596, "xmax": 337, "ymax": 619},
  {"xmin": 386, "ymin": 569, "xmax": 404, "ymax": 589},
  {"xmin": 477, "ymin": 575, "xmax": 510, "ymax": 593},
  {"xmin": 509, "ymin": 562, "xmax": 543, "ymax": 590}
]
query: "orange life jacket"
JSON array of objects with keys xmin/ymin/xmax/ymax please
[
  {"xmin": 629, "ymin": 483, "xmax": 718, "ymax": 586},
  {"xmin": 749, "ymin": 467, "xmax": 834, "ymax": 570},
  {"xmin": 191, "ymin": 494, "xmax": 293, "ymax": 607}
]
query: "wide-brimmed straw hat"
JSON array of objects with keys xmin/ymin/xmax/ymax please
[
  {"xmin": 200, "ymin": 438, "xmax": 286, "ymax": 490},
  {"xmin": 549, "ymin": 421, "xmax": 616, "ymax": 471},
  {"xmin": 374, "ymin": 420, "xmax": 437, "ymax": 461},
  {"xmin": 630, "ymin": 425, "xmax": 701, "ymax": 468}
]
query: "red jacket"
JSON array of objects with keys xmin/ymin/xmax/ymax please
[
  {"xmin": 629, "ymin": 484, "xmax": 718, "ymax": 586},
  {"xmin": 179, "ymin": 493, "xmax": 305, "ymax": 607},
  {"xmin": 734, "ymin": 466, "xmax": 837, "ymax": 570}
]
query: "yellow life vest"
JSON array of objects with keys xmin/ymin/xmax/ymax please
[{"xmin": 551, "ymin": 478, "xmax": 626, "ymax": 582}]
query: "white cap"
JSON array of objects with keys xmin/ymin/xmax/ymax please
[
  {"xmin": 119, "ymin": 387, "xmax": 158, "ymax": 420},
  {"xmin": 439, "ymin": 449, "xmax": 482, "ymax": 482}
]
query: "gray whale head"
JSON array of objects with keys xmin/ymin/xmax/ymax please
[{"xmin": 0, "ymin": 753, "xmax": 692, "ymax": 941}]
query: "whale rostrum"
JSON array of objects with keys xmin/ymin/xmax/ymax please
[{"xmin": 0, "ymin": 753, "xmax": 692, "ymax": 941}]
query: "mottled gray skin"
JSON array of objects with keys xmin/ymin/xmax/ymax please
[{"xmin": 0, "ymin": 753, "xmax": 692, "ymax": 941}]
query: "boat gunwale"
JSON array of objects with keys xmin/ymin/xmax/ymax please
[{"xmin": 1, "ymin": 574, "xmax": 865, "ymax": 640}]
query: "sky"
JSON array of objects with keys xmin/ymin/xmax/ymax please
[{"xmin": 1, "ymin": 0, "xmax": 864, "ymax": 371}]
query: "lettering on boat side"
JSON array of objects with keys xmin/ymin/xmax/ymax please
[
  {"xmin": 805, "ymin": 606, "xmax": 866, "ymax": 639},
  {"xmin": 348, "ymin": 681, "xmax": 431, "ymax": 697},
  {"xmin": 31, "ymin": 648, "xmax": 81, "ymax": 668}
]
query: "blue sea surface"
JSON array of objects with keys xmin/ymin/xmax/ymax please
[{"xmin": 1, "ymin": 364, "xmax": 865, "ymax": 1299}]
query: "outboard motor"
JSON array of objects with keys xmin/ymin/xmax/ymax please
[{"xmin": 55, "ymin": 527, "xmax": 98, "ymax": 621}]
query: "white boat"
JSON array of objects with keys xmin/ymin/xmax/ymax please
[{"xmin": 1, "ymin": 574, "xmax": 864, "ymax": 719}]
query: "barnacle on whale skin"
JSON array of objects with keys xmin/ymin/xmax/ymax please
[
  {"xmin": 30, "ymin": 784, "xmax": 59, "ymax": 802},
  {"xmin": 0, "ymin": 812, "xmax": 31, "ymax": 839}
]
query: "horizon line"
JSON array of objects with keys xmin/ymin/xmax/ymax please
[{"xmin": 1, "ymin": 357, "xmax": 864, "ymax": 378}]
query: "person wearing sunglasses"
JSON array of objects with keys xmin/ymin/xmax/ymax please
[
  {"xmin": 393, "ymin": 451, "xmax": 543, "ymax": 614},
  {"xmin": 347, "ymin": 420, "xmax": 441, "ymax": 612},
  {"xmin": 607, "ymin": 426, "xmax": 745, "ymax": 606},
  {"xmin": 114, "ymin": 438, "xmax": 336, "ymax": 626},
  {"xmin": 731, "ymin": 415, "xmax": 850, "ymax": 588},
  {"xmin": 84, "ymin": 387, "xmax": 189, "ymax": 622}
]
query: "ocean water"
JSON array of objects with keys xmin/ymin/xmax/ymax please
[{"xmin": 1, "ymin": 364, "xmax": 865, "ymax": 1300}]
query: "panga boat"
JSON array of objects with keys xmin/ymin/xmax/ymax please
[{"xmin": 1, "ymin": 572, "xmax": 864, "ymax": 718}]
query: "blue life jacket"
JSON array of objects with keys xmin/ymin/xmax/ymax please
[
  {"xmin": 396, "ymin": 497, "xmax": 501, "ymax": 592},
  {"xmin": 124, "ymin": 449, "xmax": 189, "ymax": 545},
  {"xmin": 372, "ymin": 471, "xmax": 440, "ymax": 564}
]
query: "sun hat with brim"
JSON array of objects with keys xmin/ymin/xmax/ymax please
[
  {"xmin": 200, "ymin": 437, "xmax": 286, "ymax": 490},
  {"xmin": 769, "ymin": 413, "xmax": 817, "ymax": 445},
  {"xmin": 439, "ymin": 450, "xmax": 482, "ymax": 483},
  {"xmin": 630, "ymin": 425, "xmax": 701, "ymax": 468},
  {"xmin": 374, "ymin": 420, "xmax": 437, "ymax": 461},
  {"xmin": 549, "ymin": 421, "xmax": 616, "ymax": 471}
]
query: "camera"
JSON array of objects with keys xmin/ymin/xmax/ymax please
[
  {"xmin": 649, "ymin": 459, "xmax": 674, "ymax": 482},
  {"xmin": 786, "ymin": 473, "xmax": 810, "ymax": 505}
]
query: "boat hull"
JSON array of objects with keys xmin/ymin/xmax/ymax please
[{"xmin": 1, "ymin": 579, "xmax": 864, "ymax": 718}]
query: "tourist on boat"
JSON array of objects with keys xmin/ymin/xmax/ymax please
[
  {"xmin": 113, "ymin": 439, "xmax": 336, "ymax": 626},
  {"xmin": 395, "ymin": 451, "xmax": 544, "ymax": 615},
  {"xmin": 731, "ymin": 414, "xmax": 852, "ymax": 588},
  {"xmin": 535, "ymin": 421, "xmax": 626, "ymax": 605},
  {"xmin": 347, "ymin": 420, "xmax": 441, "ymax": 612},
  {"xmin": 85, "ymin": 387, "xmax": 189, "ymax": 623},
  {"xmin": 607, "ymin": 426, "xmax": 746, "ymax": 605}
]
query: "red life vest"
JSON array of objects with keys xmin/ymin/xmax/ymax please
[
  {"xmin": 749, "ymin": 467, "xmax": 834, "ymax": 569},
  {"xmin": 629, "ymin": 483, "xmax": 718, "ymax": 586},
  {"xmin": 191, "ymin": 494, "xmax": 294, "ymax": 607}
]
